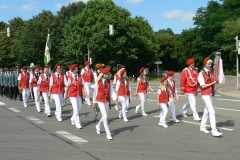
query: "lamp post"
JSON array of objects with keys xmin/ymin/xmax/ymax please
[
  {"xmin": 234, "ymin": 36, "xmax": 239, "ymax": 90},
  {"xmin": 0, "ymin": 27, "xmax": 11, "ymax": 37},
  {"xmin": 87, "ymin": 24, "xmax": 114, "ymax": 64}
]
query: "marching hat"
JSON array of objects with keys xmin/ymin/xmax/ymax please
[
  {"xmin": 160, "ymin": 76, "xmax": 168, "ymax": 82},
  {"xmin": 203, "ymin": 57, "xmax": 211, "ymax": 65},
  {"xmin": 96, "ymin": 63, "xmax": 104, "ymax": 69},
  {"xmin": 70, "ymin": 64, "xmax": 78, "ymax": 70},
  {"xmin": 22, "ymin": 66, "xmax": 27, "ymax": 69},
  {"xmin": 33, "ymin": 65, "xmax": 39, "ymax": 70},
  {"xmin": 101, "ymin": 67, "xmax": 110, "ymax": 74},
  {"xmin": 43, "ymin": 65, "xmax": 49, "ymax": 69},
  {"xmin": 187, "ymin": 58, "xmax": 194, "ymax": 65},
  {"xmin": 119, "ymin": 65, "xmax": 126, "ymax": 69},
  {"xmin": 15, "ymin": 66, "xmax": 20, "ymax": 68},
  {"xmin": 85, "ymin": 61, "xmax": 89, "ymax": 66},
  {"xmin": 166, "ymin": 70, "xmax": 175, "ymax": 76},
  {"xmin": 139, "ymin": 67, "xmax": 145, "ymax": 74},
  {"xmin": 120, "ymin": 69, "xmax": 126, "ymax": 75},
  {"xmin": 54, "ymin": 63, "xmax": 60, "ymax": 70}
]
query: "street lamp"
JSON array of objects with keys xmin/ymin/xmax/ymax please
[
  {"xmin": 0, "ymin": 26, "xmax": 11, "ymax": 37},
  {"xmin": 87, "ymin": 24, "xmax": 114, "ymax": 64}
]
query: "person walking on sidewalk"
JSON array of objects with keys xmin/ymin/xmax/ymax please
[
  {"xmin": 180, "ymin": 58, "xmax": 201, "ymax": 121},
  {"xmin": 135, "ymin": 67, "xmax": 154, "ymax": 116},
  {"xmin": 31, "ymin": 65, "xmax": 41, "ymax": 112},
  {"xmin": 198, "ymin": 57, "xmax": 222, "ymax": 137}
]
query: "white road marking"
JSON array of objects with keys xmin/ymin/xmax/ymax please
[
  {"xmin": 216, "ymin": 98, "xmax": 240, "ymax": 102},
  {"xmin": 215, "ymin": 107, "xmax": 240, "ymax": 112},
  {"xmin": 8, "ymin": 108, "xmax": 21, "ymax": 112},
  {"xmin": 27, "ymin": 116, "xmax": 45, "ymax": 124},
  {"xmin": 181, "ymin": 120, "xmax": 233, "ymax": 131},
  {"xmin": 0, "ymin": 102, "xmax": 6, "ymax": 105},
  {"xmin": 56, "ymin": 131, "xmax": 89, "ymax": 144}
]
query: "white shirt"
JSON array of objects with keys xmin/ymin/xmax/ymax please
[
  {"xmin": 67, "ymin": 73, "xmax": 84, "ymax": 86},
  {"xmin": 93, "ymin": 70, "xmax": 101, "ymax": 82},
  {"xmin": 92, "ymin": 78, "xmax": 116, "ymax": 103},
  {"xmin": 17, "ymin": 72, "xmax": 33, "ymax": 82},
  {"xmin": 66, "ymin": 70, "xmax": 72, "ymax": 77},
  {"xmin": 37, "ymin": 73, "xmax": 49, "ymax": 85},
  {"xmin": 49, "ymin": 72, "xmax": 68, "ymax": 86},
  {"xmin": 115, "ymin": 79, "xmax": 131, "ymax": 91},
  {"xmin": 198, "ymin": 68, "xmax": 209, "ymax": 86}
]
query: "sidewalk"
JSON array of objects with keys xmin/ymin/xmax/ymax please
[{"xmin": 218, "ymin": 84, "xmax": 240, "ymax": 99}]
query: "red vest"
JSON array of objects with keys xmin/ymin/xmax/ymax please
[
  {"xmin": 118, "ymin": 80, "xmax": 130, "ymax": 96},
  {"xmin": 40, "ymin": 74, "xmax": 50, "ymax": 92},
  {"xmin": 167, "ymin": 80, "xmax": 175, "ymax": 97},
  {"xmin": 51, "ymin": 73, "xmax": 65, "ymax": 94},
  {"xmin": 20, "ymin": 72, "xmax": 30, "ymax": 88},
  {"xmin": 158, "ymin": 89, "xmax": 169, "ymax": 103},
  {"xmin": 180, "ymin": 67, "xmax": 199, "ymax": 94},
  {"xmin": 83, "ymin": 68, "xmax": 93, "ymax": 82},
  {"xmin": 69, "ymin": 74, "xmax": 83, "ymax": 97},
  {"xmin": 32, "ymin": 73, "xmax": 39, "ymax": 87},
  {"xmin": 96, "ymin": 79, "xmax": 110, "ymax": 102},
  {"xmin": 200, "ymin": 70, "xmax": 214, "ymax": 95},
  {"xmin": 137, "ymin": 77, "xmax": 148, "ymax": 93}
]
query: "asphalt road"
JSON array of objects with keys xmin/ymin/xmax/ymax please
[{"xmin": 0, "ymin": 75, "xmax": 240, "ymax": 160}]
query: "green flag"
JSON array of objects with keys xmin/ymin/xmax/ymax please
[{"xmin": 44, "ymin": 34, "xmax": 51, "ymax": 65}]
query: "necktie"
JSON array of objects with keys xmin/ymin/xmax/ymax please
[
  {"xmin": 74, "ymin": 75, "xmax": 77, "ymax": 81},
  {"xmin": 57, "ymin": 73, "xmax": 60, "ymax": 79},
  {"xmin": 207, "ymin": 71, "xmax": 210, "ymax": 76},
  {"xmin": 24, "ymin": 72, "xmax": 26, "ymax": 77},
  {"xmin": 104, "ymin": 80, "xmax": 107, "ymax": 89},
  {"xmin": 46, "ymin": 74, "xmax": 48, "ymax": 80}
]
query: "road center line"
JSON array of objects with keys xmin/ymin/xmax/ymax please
[
  {"xmin": 214, "ymin": 107, "xmax": 240, "ymax": 112},
  {"xmin": 56, "ymin": 131, "xmax": 89, "ymax": 144},
  {"xmin": 216, "ymin": 98, "xmax": 240, "ymax": 102},
  {"xmin": 0, "ymin": 102, "xmax": 6, "ymax": 105},
  {"xmin": 8, "ymin": 107, "xmax": 21, "ymax": 112},
  {"xmin": 27, "ymin": 116, "xmax": 45, "ymax": 124}
]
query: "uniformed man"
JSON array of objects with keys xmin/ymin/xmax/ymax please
[
  {"xmin": 4, "ymin": 68, "xmax": 10, "ymax": 98},
  {"xmin": 12, "ymin": 66, "xmax": 20, "ymax": 100},
  {"xmin": 31, "ymin": 65, "xmax": 41, "ymax": 112},
  {"xmin": 0, "ymin": 67, "xmax": 4, "ymax": 97},
  {"xmin": 8, "ymin": 68, "xmax": 14, "ymax": 100}
]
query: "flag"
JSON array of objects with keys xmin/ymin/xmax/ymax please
[{"xmin": 44, "ymin": 34, "xmax": 51, "ymax": 65}]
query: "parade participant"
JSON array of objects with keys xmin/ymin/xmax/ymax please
[
  {"xmin": 18, "ymin": 66, "xmax": 33, "ymax": 108},
  {"xmin": 198, "ymin": 57, "xmax": 222, "ymax": 137},
  {"xmin": 81, "ymin": 61, "xmax": 94, "ymax": 106},
  {"xmin": 64, "ymin": 64, "xmax": 72, "ymax": 104},
  {"xmin": 8, "ymin": 68, "xmax": 14, "ymax": 100},
  {"xmin": 166, "ymin": 71, "xmax": 180, "ymax": 123},
  {"xmin": 60, "ymin": 66, "xmax": 66, "ymax": 107},
  {"xmin": 4, "ymin": 68, "xmax": 9, "ymax": 98},
  {"xmin": 180, "ymin": 58, "xmax": 201, "ymax": 121},
  {"xmin": 135, "ymin": 67, "xmax": 154, "ymax": 116},
  {"xmin": 115, "ymin": 68, "xmax": 132, "ymax": 122},
  {"xmin": 31, "ymin": 65, "xmax": 41, "ymax": 112},
  {"xmin": 158, "ymin": 76, "xmax": 176, "ymax": 128},
  {"xmin": 49, "ymin": 63, "xmax": 67, "ymax": 122},
  {"xmin": 93, "ymin": 67, "xmax": 117, "ymax": 140},
  {"xmin": 12, "ymin": 66, "xmax": 20, "ymax": 100},
  {"xmin": 65, "ymin": 64, "xmax": 86, "ymax": 129},
  {"xmin": 38, "ymin": 66, "xmax": 51, "ymax": 117},
  {"xmin": 0, "ymin": 68, "xmax": 4, "ymax": 97},
  {"xmin": 92, "ymin": 63, "xmax": 104, "ymax": 124}
]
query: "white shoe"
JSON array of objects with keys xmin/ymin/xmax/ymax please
[
  {"xmin": 123, "ymin": 119, "xmax": 129, "ymax": 122},
  {"xmin": 126, "ymin": 110, "xmax": 128, "ymax": 113},
  {"xmin": 24, "ymin": 105, "xmax": 27, "ymax": 108},
  {"xmin": 181, "ymin": 113, "xmax": 187, "ymax": 118},
  {"xmin": 162, "ymin": 124, "xmax": 168, "ymax": 128},
  {"xmin": 194, "ymin": 117, "xmax": 201, "ymax": 121},
  {"xmin": 115, "ymin": 105, "xmax": 119, "ymax": 111},
  {"xmin": 71, "ymin": 120, "xmax": 75, "ymax": 126},
  {"xmin": 47, "ymin": 113, "xmax": 51, "ymax": 117},
  {"xmin": 135, "ymin": 105, "xmax": 140, "ymax": 113},
  {"xmin": 76, "ymin": 125, "xmax": 82, "ymax": 129},
  {"xmin": 96, "ymin": 125, "xmax": 100, "ymax": 134},
  {"xmin": 200, "ymin": 128, "xmax": 210, "ymax": 134},
  {"xmin": 37, "ymin": 109, "xmax": 41, "ymax": 113},
  {"xmin": 211, "ymin": 131, "xmax": 223, "ymax": 137},
  {"xmin": 106, "ymin": 135, "xmax": 113, "ymax": 140},
  {"xmin": 142, "ymin": 113, "xmax": 148, "ymax": 116},
  {"xmin": 88, "ymin": 103, "xmax": 92, "ymax": 106},
  {"xmin": 57, "ymin": 118, "xmax": 62, "ymax": 122},
  {"xmin": 119, "ymin": 112, "xmax": 122, "ymax": 119},
  {"xmin": 173, "ymin": 119, "xmax": 180, "ymax": 123},
  {"xmin": 158, "ymin": 123, "xmax": 163, "ymax": 126}
]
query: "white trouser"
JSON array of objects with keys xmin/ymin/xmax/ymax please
[
  {"xmin": 42, "ymin": 92, "xmax": 51, "ymax": 114},
  {"xmin": 159, "ymin": 103, "xmax": 168, "ymax": 124},
  {"xmin": 168, "ymin": 98, "xmax": 177, "ymax": 120},
  {"xmin": 69, "ymin": 96, "xmax": 82, "ymax": 126},
  {"xmin": 200, "ymin": 95, "xmax": 217, "ymax": 131},
  {"xmin": 137, "ymin": 93, "xmax": 147, "ymax": 115},
  {"xmin": 181, "ymin": 94, "xmax": 200, "ymax": 119},
  {"xmin": 22, "ymin": 88, "xmax": 30, "ymax": 106},
  {"xmin": 59, "ymin": 93, "xmax": 64, "ymax": 105},
  {"xmin": 52, "ymin": 93, "xmax": 62, "ymax": 119},
  {"xmin": 33, "ymin": 87, "xmax": 40, "ymax": 110},
  {"xmin": 119, "ymin": 96, "xmax": 129, "ymax": 120},
  {"xmin": 84, "ymin": 82, "xmax": 92, "ymax": 105},
  {"xmin": 96, "ymin": 102, "xmax": 111, "ymax": 135}
]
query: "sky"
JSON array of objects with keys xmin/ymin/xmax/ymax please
[{"xmin": 0, "ymin": 0, "xmax": 215, "ymax": 34}]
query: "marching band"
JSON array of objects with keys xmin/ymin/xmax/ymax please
[{"xmin": 0, "ymin": 56, "xmax": 225, "ymax": 139}]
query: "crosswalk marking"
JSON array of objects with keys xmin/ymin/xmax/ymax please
[
  {"xmin": 0, "ymin": 102, "xmax": 6, "ymax": 105},
  {"xmin": 56, "ymin": 131, "xmax": 89, "ymax": 144},
  {"xmin": 8, "ymin": 107, "xmax": 21, "ymax": 112},
  {"xmin": 27, "ymin": 116, "xmax": 45, "ymax": 124}
]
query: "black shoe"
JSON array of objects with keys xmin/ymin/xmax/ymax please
[{"xmin": 20, "ymin": 99, "xmax": 23, "ymax": 101}]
